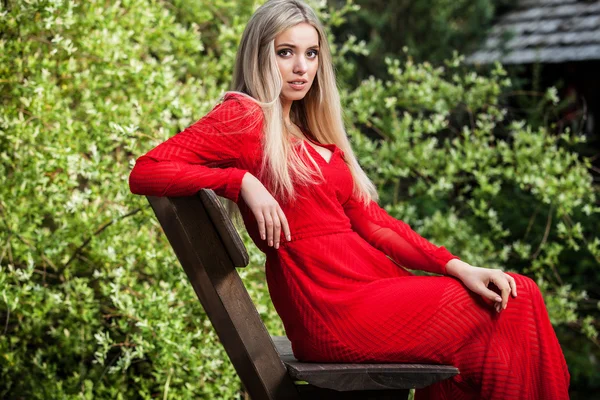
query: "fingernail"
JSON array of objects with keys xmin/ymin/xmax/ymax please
[
  {"xmin": 262, "ymin": 234, "xmax": 265, "ymax": 240},
  {"xmin": 503, "ymin": 303, "xmax": 507, "ymax": 310},
  {"xmin": 496, "ymin": 297, "xmax": 502, "ymax": 302},
  {"xmin": 287, "ymin": 235, "xmax": 291, "ymax": 241},
  {"xmin": 269, "ymin": 240, "xmax": 273, "ymax": 246}
]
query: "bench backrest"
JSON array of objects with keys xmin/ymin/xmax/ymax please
[{"xmin": 146, "ymin": 191, "xmax": 300, "ymax": 400}]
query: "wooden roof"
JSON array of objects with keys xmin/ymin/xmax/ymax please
[{"xmin": 467, "ymin": 0, "xmax": 600, "ymax": 64}]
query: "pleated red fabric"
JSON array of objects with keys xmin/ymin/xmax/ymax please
[{"xmin": 129, "ymin": 92, "xmax": 570, "ymax": 399}]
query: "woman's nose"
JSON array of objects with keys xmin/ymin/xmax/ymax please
[{"xmin": 293, "ymin": 56, "xmax": 308, "ymax": 74}]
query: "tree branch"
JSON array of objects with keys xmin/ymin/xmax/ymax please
[{"xmin": 62, "ymin": 208, "xmax": 142, "ymax": 270}]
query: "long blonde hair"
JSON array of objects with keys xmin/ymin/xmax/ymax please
[{"xmin": 226, "ymin": 0, "xmax": 377, "ymax": 212}]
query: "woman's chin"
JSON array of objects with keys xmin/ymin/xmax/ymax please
[{"xmin": 281, "ymin": 90, "xmax": 309, "ymax": 102}]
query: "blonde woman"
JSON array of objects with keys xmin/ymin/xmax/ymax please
[{"xmin": 129, "ymin": 0, "xmax": 570, "ymax": 398}]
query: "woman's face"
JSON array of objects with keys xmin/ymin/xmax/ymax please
[{"xmin": 274, "ymin": 22, "xmax": 319, "ymax": 104}]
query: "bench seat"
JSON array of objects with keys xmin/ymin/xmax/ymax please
[{"xmin": 273, "ymin": 335, "xmax": 458, "ymax": 392}]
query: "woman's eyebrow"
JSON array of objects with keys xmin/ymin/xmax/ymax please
[{"xmin": 276, "ymin": 43, "xmax": 320, "ymax": 49}]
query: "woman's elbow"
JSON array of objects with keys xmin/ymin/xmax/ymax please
[
  {"xmin": 128, "ymin": 162, "xmax": 145, "ymax": 195},
  {"xmin": 128, "ymin": 157, "xmax": 159, "ymax": 196}
]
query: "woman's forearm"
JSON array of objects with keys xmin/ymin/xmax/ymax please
[{"xmin": 445, "ymin": 258, "xmax": 471, "ymax": 279}]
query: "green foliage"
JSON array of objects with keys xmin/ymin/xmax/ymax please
[
  {"xmin": 1, "ymin": 0, "xmax": 598, "ymax": 398},
  {"xmin": 0, "ymin": 0, "xmax": 266, "ymax": 398}
]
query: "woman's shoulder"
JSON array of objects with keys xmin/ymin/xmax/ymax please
[
  {"xmin": 221, "ymin": 91, "xmax": 263, "ymax": 117},
  {"xmin": 204, "ymin": 91, "xmax": 264, "ymax": 136}
]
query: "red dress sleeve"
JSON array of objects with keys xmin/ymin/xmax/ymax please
[
  {"xmin": 128, "ymin": 94, "xmax": 262, "ymax": 202},
  {"xmin": 342, "ymin": 195, "xmax": 460, "ymax": 275}
]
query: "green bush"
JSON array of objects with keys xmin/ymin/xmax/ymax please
[{"xmin": 1, "ymin": 0, "xmax": 598, "ymax": 398}]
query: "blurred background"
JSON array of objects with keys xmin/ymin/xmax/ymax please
[{"xmin": 1, "ymin": 0, "xmax": 598, "ymax": 398}]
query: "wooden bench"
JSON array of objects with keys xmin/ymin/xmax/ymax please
[{"xmin": 146, "ymin": 190, "xmax": 459, "ymax": 399}]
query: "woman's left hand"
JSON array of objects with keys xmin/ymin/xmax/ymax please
[{"xmin": 446, "ymin": 259, "xmax": 518, "ymax": 313}]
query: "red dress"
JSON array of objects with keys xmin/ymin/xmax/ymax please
[{"xmin": 129, "ymin": 92, "xmax": 571, "ymax": 399}]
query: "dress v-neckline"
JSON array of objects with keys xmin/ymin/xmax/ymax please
[{"xmin": 303, "ymin": 134, "xmax": 337, "ymax": 165}]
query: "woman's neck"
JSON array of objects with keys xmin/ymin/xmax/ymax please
[
  {"xmin": 281, "ymin": 98, "xmax": 293, "ymax": 126},
  {"xmin": 280, "ymin": 98, "xmax": 306, "ymax": 140}
]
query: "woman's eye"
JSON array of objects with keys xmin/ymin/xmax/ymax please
[{"xmin": 277, "ymin": 49, "xmax": 318, "ymax": 58}]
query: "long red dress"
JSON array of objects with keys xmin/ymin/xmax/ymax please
[{"xmin": 129, "ymin": 92, "xmax": 571, "ymax": 399}]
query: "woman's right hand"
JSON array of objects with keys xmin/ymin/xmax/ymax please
[{"xmin": 240, "ymin": 173, "xmax": 291, "ymax": 249}]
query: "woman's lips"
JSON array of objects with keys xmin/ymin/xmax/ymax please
[{"xmin": 288, "ymin": 81, "xmax": 307, "ymax": 90}]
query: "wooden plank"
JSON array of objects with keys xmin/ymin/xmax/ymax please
[
  {"xmin": 147, "ymin": 195, "xmax": 301, "ymax": 400},
  {"xmin": 198, "ymin": 190, "xmax": 249, "ymax": 268},
  {"xmin": 272, "ymin": 336, "xmax": 459, "ymax": 391}
]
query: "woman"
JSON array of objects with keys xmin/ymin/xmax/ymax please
[{"xmin": 129, "ymin": 0, "xmax": 571, "ymax": 398}]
